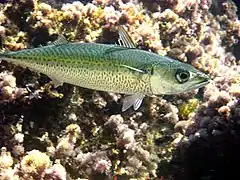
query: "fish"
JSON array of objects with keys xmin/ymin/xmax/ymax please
[{"xmin": 0, "ymin": 26, "xmax": 211, "ymax": 111}]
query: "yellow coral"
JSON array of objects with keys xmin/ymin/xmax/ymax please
[
  {"xmin": 21, "ymin": 150, "xmax": 51, "ymax": 174},
  {"xmin": 0, "ymin": 147, "xmax": 13, "ymax": 169},
  {"xmin": 3, "ymin": 31, "xmax": 27, "ymax": 51},
  {"xmin": 229, "ymin": 83, "xmax": 240, "ymax": 97},
  {"xmin": 66, "ymin": 124, "xmax": 81, "ymax": 138},
  {"xmin": 179, "ymin": 98, "xmax": 200, "ymax": 119}
]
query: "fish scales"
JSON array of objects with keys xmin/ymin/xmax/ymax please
[{"xmin": 2, "ymin": 43, "xmax": 154, "ymax": 94}]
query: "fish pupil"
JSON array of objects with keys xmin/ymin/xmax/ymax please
[
  {"xmin": 175, "ymin": 69, "xmax": 190, "ymax": 83},
  {"xmin": 180, "ymin": 72, "xmax": 188, "ymax": 80}
]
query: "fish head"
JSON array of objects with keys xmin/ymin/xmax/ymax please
[{"xmin": 150, "ymin": 60, "xmax": 211, "ymax": 95}]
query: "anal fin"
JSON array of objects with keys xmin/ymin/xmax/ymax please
[
  {"xmin": 49, "ymin": 75, "xmax": 63, "ymax": 88},
  {"xmin": 122, "ymin": 94, "xmax": 145, "ymax": 112}
]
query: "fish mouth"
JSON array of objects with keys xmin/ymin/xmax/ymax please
[
  {"xmin": 192, "ymin": 78, "xmax": 211, "ymax": 89},
  {"xmin": 163, "ymin": 79, "xmax": 211, "ymax": 95},
  {"xmin": 198, "ymin": 79, "xmax": 211, "ymax": 87},
  {"xmin": 184, "ymin": 78, "xmax": 211, "ymax": 92}
]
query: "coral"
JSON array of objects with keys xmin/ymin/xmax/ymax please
[
  {"xmin": 0, "ymin": 71, "xmax": 26, "ymax": 102},
  {"xmin": 0, "ymin": 25, "xmax": 5, "ymax": 37},
  {"xmin": 45, "ymin": 160, "xmax": 67, "ymax": 180},
  {"xmin": 0, "ymin": 0, "xmax": 239, "ymax": 179},
  {"xmin": 55, "ymin": 124, "xmax": 81, "ymax": 157},
  {"xmin": 0, "ymin": 147, "xmax": 16, "ymax": 180},
  {"xmin": 20, "ymin": 150, "xmax": 51, "ymax": 176},
  {"xmin": 178, "ymin": 98, "xmax": 200, "ymax": 119},
  {"xmin": 0, "ymin": 147, "xmax": 13, "ymax": 169},
  {"xmin": 75, "ymin": 151, "xmax": 112, "ymax": 177},
  {"xmin": 0, "ymin": 148, "xmax": 67, "ymax": 180}
]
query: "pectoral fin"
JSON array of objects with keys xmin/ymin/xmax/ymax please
[
  {"xmin": 120, "ymin": 64, "xmax": 148, "ymax": 74},
  {"xmin": 122, "ymin": 94, "xmax": 145, "ymax": 112}
]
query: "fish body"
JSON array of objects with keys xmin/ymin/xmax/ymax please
[
  {"xmin": 1, "ymin": 43, "xmax": 155, "ymax": 95},
  {"xmin": 0, "ymin": 27, "xmax": 211, "ymax": 111}
]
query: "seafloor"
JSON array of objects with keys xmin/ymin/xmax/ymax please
[{"xmin": 0, "ymin": 0, "xmax": 239, "ymax": 180}]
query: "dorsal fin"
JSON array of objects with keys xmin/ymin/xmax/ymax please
[
  {"xmin": 51, "ymin": 35, "xmax": 68, "ymax": 45},
  {"xmin": 117, "ymin": 26, "xmax": 136, "ymax": 48}
]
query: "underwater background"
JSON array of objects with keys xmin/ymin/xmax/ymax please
[{"xmin": 0, "ymin": 0, "xmax": 239, "ymax": 179}]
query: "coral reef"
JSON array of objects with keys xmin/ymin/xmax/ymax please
[
  {"xmin": 0, "ymin": 0, "xmax": 239, "ymax": 179},
  {"xmin": 0, "ymin": 148, "xmax": 67, "ymax": 179},
  {"xmin": 0, "ymin": 71, "xmax": 25, "ymax": 102}
]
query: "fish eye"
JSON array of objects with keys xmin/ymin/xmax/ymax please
[{"xmin": 175, "ymin": 69, "xmax": 190, "ymax": 83}]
